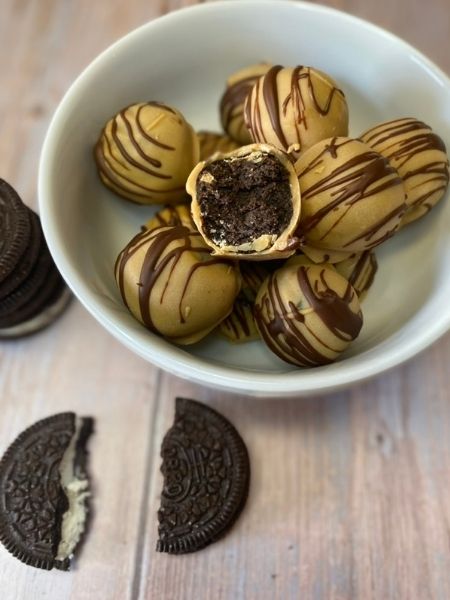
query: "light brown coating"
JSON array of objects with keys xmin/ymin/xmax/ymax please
[
  {"xmin": 115, "ymin": 225, "xmax": 241, "ymax": 345},
  {"xmin": 198, "ymin": 131, "xmax": 240, "ymax": 161},
  {"xmin": 144, "ymin": 204, "xmax": 196, "ymax": 232},
  {"xmin": 187, "ymin": 143, "xmax": 301, "ymax": 260},
  {"xmin": 334, "ymin": 251, "xmax": 377, "ymax": 299},
  {"xmin": 95, "ymin": 102, "xmax": 199, "ymax": 205},
  {"xmin": 360, "ymin": 117, "xmax": 449, "ymax": 225},
  {"xmin": 295, "ymin": 137, "xmax": 407, "ymax": 256},
  {"xmin": 244, "ymin": 65, "xmax": 349, "ymax": 160},
  {"xmin": 218, "ymin": 262, "xmax": 269, "ymax": 343},
  {"xmin": 220, "ymin": 63, "xmax": 272, "ymax": 145},
  {"xmin": 287, "ymin": 251, "xmax": 377, "ymax": 299},
  {"xmin": 254, "ymin": 263, "xmax": 363, "ymax": 367}
]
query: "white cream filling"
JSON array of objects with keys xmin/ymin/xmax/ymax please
[{"xmin": 56, "ymin": 418, "xmax": 90, "ymax": 562}]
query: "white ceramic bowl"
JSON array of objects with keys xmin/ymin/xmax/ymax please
[{"xmin": 39, "ymin": 0, "xmax": 450, "ymax": 396}]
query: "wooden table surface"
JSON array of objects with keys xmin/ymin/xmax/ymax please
[{"xmin": 1, "ymin": 1, "xmax": 450, "ymax": 598}]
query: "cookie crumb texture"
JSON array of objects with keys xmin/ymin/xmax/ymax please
[{"xmin": 196, "ymin": 153, "xmax": 293, "ymax": 248}]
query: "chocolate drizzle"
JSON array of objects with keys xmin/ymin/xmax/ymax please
[
  {"xmin": 116, "ymin": 226, "xmax": 234, "ymax": 334},
  {"xmin": 245, "ymin": 65, "xmax": 346, "ymax": 154},
  {"xmin": 254, "ymin": 265, "xmax": 362, "ymax": 367},
  {"xmin": 220, "ymin": 298, "xmax": 256, "ymax": 341},
  {"xmin": 337, "ymin": 251, "xmax": 378, "ymax": 297},
  {"xmin": 361, "ymin": 118, "xmax": 449, "ymax": 215},
  {"xmin": 220, "ymin": 74, "xmax": 262, "ymax": 133},
  {"xmin": 297, "ymin": 138, "xmax": 406, "ymax": 248},
  {"xmin": 94, "ymin": 102, "xmax": 188, "ymax": 202}
]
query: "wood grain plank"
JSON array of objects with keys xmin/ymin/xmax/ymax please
[
  {"xmin": 139, "ymin": 336, "xmax": 450, "ymax": 600},
  {"xmin": 0, "ymin": 303, "xmax": 160, "ymax": 600},
  {"xmin": 0, "ymin": 1, "xmax": 167, "ymax": 598}
]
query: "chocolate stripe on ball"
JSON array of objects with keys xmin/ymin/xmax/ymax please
[
  {"xmin": 255, "ymin": 264, "xmax": 362, "ymax": 367},
  {"xmin": 115, "ymin": 225, "xmax": 240, "ymax": 344},
  {"xmin": 334, "ymin": 251, "xmax": 378, "ymax": 298},
  {"xmin": 157, "ymin": 398, "xmax": 250, "ymax": 554},
  {"xmin": 219, "ymin": 63, "xmax": 271, "ymax": 145},
  {"xmin": 295, "ymin": 137, "xmax": 406, "ymax": 255},
  {"xmin": 244, "ymin": 66, "xmax": 348, "ymax": 159},
  {"xmin": 94, "ymin": 102, "xmax": 199, "ymax": 205},
  {"xmin": 360, "ymin": 117, "xmax": 449, "ymax": 224},
  {"xmin": 0, "ymin": 413, "xmax": 93, "ymax": 570}
]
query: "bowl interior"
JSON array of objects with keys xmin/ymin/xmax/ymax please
[{"xmin": 39, "ymin": 0, "xmax": 450, "ymax": 394}]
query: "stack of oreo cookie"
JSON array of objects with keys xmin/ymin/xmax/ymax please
[{"xmin": 0, "ymin": 179, "xmax": 71, "ymax": 338}]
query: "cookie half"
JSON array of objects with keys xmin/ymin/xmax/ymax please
[
  {"xmin": 0, "ymin": 413, "xmax": 93, "ymax": 570},
  {"xmin": 157, "ymin": 398, "xmax": 250, "ymax": 554}
]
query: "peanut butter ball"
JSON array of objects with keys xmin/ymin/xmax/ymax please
[
  {"xmin": 254, "ymin": 263, "xmax": 363, "ymax": 367},
  {"xmin": 115, "ymin": 225, "xmax": 241, "ymax": 345},
  {"xmin": 244, "ymin": 65, "xmax": 349, "ymax": 160},
  {"xmin": 144, "ymin": 204, "xmax": 196, "ymax": 232},
  {"xmin": 198, "ymin": 131, "xmax": 239, "ymax": 161},
  {"xmin": 95, "ymin": 102, "xmax": 199, "ymax": 205},
  {"xmin": 219, "ymin": 262, "xmax": 269, "ymax": 343},
  {"xmin": 334, "ymin": 251, "xmax": 377, "ymax": 299},
  {"xmin": 287, "ymin": 251, "xmax": 377, "ymax": 299},
  {"xmin": 220, "ymin": 63, "xmax": 272, "ymax": 144},
  {"xmin": 360, "ymin": 118, "xmax": 449, "ymax": 225},
  {"xmin": 295, "ymin": 137, "xmax": 407, "ymax": 257},
  {"xmin": 187, "ymin": 144, "xmax": 301, "ymax": 260}
]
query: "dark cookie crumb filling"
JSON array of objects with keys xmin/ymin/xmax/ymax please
[{"xmin": 196, "ymin": 153, "xmax": 293, "ymax": 248}]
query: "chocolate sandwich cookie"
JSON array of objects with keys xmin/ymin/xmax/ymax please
[
  {"xmin": 0, "ymin": 241, "xmax": 55, "ymax": 321},
  {"xmin": 157, "ymin": 398, "xmax": 250, "ymax": 554},
  {"xmin": 0, "ymin": 413, "xmax": 94, "ymax": 570},
  {"xmin": 0, "ymin": 264, "xmax": 66, "ymax": 329},
  {"xmin": 0, "ymin": 179, "xmax": 71, "ymax": 338},
  {"xmin": 0, "ymin": 210, "xmax": 42, "ymax": 300},
  {"xmin": 0, "ymin": 179, "xmax": 32, "ymax": 283}
]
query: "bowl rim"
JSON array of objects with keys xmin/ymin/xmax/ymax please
[{"xmin": 38, "ymin": 0, "xmax": 450, "ymax": 396}]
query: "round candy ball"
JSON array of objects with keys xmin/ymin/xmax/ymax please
[
  {"xmin": 115, "ymin": 225, "xmax": 241, "ymax": 345},
  {"xmin": 144, "ymin": 204, "xmax": 196, "ymax": 232},
  {"xmin": 187, "ymin": 143, "xmax": 301, "ymax": 260},
  {"xmin": 360, "ymin": 117, "xmax": 449, "ymax": 225},
  {"xmin": 295, "ymin": 137, "xmax": 407, "ymax": 257},
  {"xmin": 219, "ymin": 63, "xmax": 272, "ymax": 145},
  {"xmin": 198, "ymin": 131, "xmax": 239, "ymax": 161},
  {"xmin": 95, "ymin": 102, "xmax": 199, "ymax": 205},
  {"xmin": 254, "ymin": 263, "xmax": 363, "ymax": 367},
  {"xmin": 244, "ymin": 65, "xmax": 349, "ymax": 160}
]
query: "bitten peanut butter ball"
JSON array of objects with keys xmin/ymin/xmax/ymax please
[
  {"xmin": 95, "ymin": 102, "xmax": 199, "ymax": 205},
  {"xmin": 254, "ymin": 263, "xmax": 363, "ymax": 367},
  {"xmin": 187, "ymin": 144, "xmax": 301, "ymax": 260},
  {"xmin": 115, "ymin": 225, "xmax": 240, "ymax": 345},
  {"xmin": 219, "ymin": 262, "xmax": 269, "ymax": 343},
  {"xmin": 144, "ymin": 204, "xmax": 196, "ymax": 232},
  {"xmin": 295, "ymin": 137, "xmax": 407, "ymax": 258},
  {"xmin": 220, "ymin": 63, "xmax": 272, "ymax": 145},
  {"xmin": 198, "ymin": 131, "xmax": 240, "ymax": 161},
  {"xmin": 360, "ymin": 118, "xmax": 449, "ymax": 225},
  {"xmin": 244, "ymin": 65, "xmax": 349, "ymax": 160}
]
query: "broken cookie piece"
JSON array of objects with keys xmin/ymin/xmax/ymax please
[
  {"xmin": 187, "ymin": 144, "xmax": 301, "ymax": 260},
  {"xmin": 0, "ymin": 412, "xmax": 93, "ymax": 570}
]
